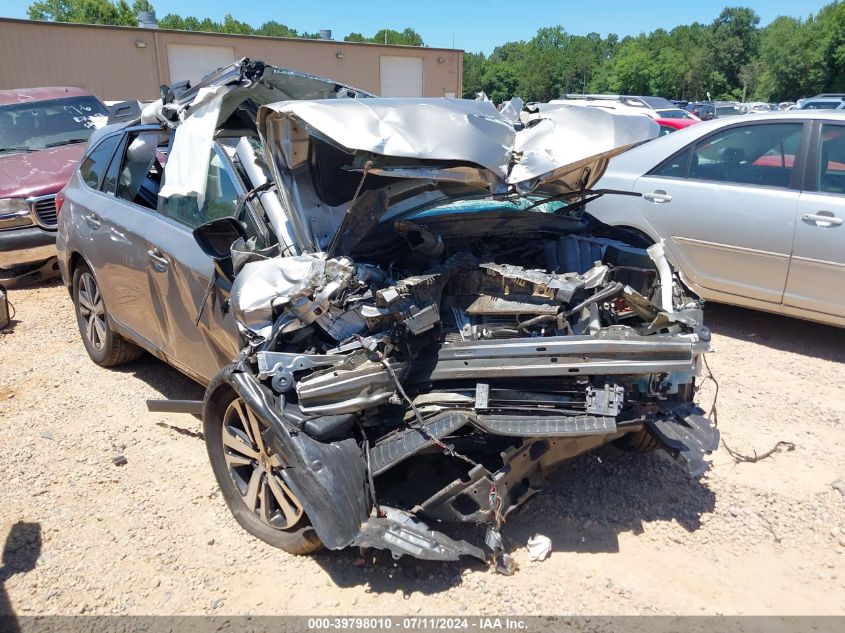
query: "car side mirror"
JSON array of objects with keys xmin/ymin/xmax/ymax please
[
  {"xmin": 193, "ymin": 217, "xmax": 247, "ymax": 260},
  {"xmin": 193, "ymin": 217, "xmax": 247, "ymax": 284}
]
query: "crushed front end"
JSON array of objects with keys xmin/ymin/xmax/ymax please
[{"xmin": 192, "ymin": 95, "xmax": 717, "ymax": 567}]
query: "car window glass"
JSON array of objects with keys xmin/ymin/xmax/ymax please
[
  {"xmin": 115, "ymin": 131, "xmax": 164, "ymax": 209},
  {"xmin": 0, "ymin": 96, "xmax": 108, "ymax": 153},
  {"xmin": 689, "ymin": 123, "xmax": 802, "ymax": 188},
  {"xmin": 818, "ymin": 124, "xmax": 845, "ymax": 194},
  {"xmin": 79, "ymin": 135, "xmax": 121, "ymax": 189},
  {"xmin": 652, "ymin": 147, "xmax": 691, "ymax": 178},
  {"xmin": 803, "ymin": 101, "xmax": 840, "ymax": 110},
  {"xmin": 101, "ymin": 134, "xmax": 128, "ymax": 195},
  {"xmin": 162, "ymin": 149, "xmax": 247, "ymax": 230}
]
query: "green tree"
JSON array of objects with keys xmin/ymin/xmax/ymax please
[
  {"xmin": 28, "ymin": 0, "xmax": 151, "ymax": 25},
  {"xmin": 462, "ymin": 51, "xmax": 486, "ymax": 98},
  {"xmin": 811, "ymin": 1, "xmax": 845, "ymax": 92},
  {"xmin": 709, "ymin": 7, "xmax": 761, "ymax": 90},
  {"xmin": 220, "ymin": 13, "xmax": 253, "ymax": 35},
  {"xmin": 344, "ymin": 28, "xmax": 424, "ymax": 46},
  {"xmin": 255, "ymin": 21, "xmax": 299, "ymax": 38},
  {"xmin": 755, "ymin": 16, "xmax": 816, "ymax": 100}
]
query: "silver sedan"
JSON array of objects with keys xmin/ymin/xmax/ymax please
[{"xmin": 587, "ymin": 110, "xmax": 845, "ymax": 328}]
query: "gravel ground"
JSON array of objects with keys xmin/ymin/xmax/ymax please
[{"xmin": 1, "ymin": 280, "xmax": 844, "ymax": 616}]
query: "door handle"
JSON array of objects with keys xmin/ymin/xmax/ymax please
[
  {"xmin": 84, "ymin": 213, "xmax": 101, "ymax": 230},
  {"xmin": 802, "ymin": 212, "xmax": 843, "ymax": 227},
  {"xmin": 147, "ymin": 247, "xmax": 169, "ymax": 272},
  {"xmin": 643, "ymin": 190, "xmax": 673, "ymax": 203}
]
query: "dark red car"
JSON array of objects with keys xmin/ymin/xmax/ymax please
[{"xmin": 0, "ymin": 87, "xmax": 108, "ymax": 277}]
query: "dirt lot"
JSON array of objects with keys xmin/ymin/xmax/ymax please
[{"xmin": 1, "ymin": 280, "xmax": 844, "ymax": 616}]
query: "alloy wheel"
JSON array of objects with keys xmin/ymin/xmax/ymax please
[
  {"xmin": 77, "ymin": 272, "xmax": 107, "ymax": 351},
  {"xmin": 221, "ymin": 398, "xmax": 305, "ymax": 530}
]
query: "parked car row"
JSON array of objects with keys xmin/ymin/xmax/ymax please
[{"xmin": 550, "ymin": 94, "xmax": 701, "ymax": 124}]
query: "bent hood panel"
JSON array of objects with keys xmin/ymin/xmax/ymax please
[
  {"xmin": 259, "ymin": 99, "xmax": 515, "ymax": 177},
  {"xmin": 258, "ymin": 99, "xmax": 656, "ymax": 187},
  {"xmin": 257, "ymin": 99, "xmax": 657, "ymax": 251}
]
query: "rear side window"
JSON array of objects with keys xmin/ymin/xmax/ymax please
[
  {"xmin": 652, "ymin": 147, "xmax": 691, "ymax": 177},
  {"xmin": 79, "ymin": 135, "xmax": 121, "ymax": 188},
  {"xmin": 688, "ymin": 123, "xmax": 802, "ymax": 188},
  {"xmin": 818, "ymin": 124, "xmax": 845, "ymax": 194},
  {"xmin": 113, "ymin": 131, "xmax": 165, "ymax": 209}
]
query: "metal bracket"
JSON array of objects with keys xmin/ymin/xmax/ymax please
[
  {"xmin": 475, "ymin": 382, "xmax": 490, "ymax": 410},
  {"xmin": 585, "ymin": 384, "xmax": 625, "ymax": 416},
  {"xmin": 256, "ymin": 351, "xmax": 345, "ymax": 380}
]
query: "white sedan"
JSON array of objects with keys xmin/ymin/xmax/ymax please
[{"xmin": 586, "ymin": 110, "xmax": 845, "ymax": 327}]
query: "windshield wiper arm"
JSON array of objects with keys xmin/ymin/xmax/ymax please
[
  {"xmin": 521, "ymin": 188, "xmax": 642, "ymax": 213},
  {"xmin": 0, "ymin": 147, "xmax": 38, "ymax": 154},
  {"xmin": 43, "ymin": 139, "xmax": 89, "ymax": 148}
]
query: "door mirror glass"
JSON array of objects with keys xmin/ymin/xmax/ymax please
[{"xmin": 192, "ymin": 216, "xmax": 247, "ymax": 261}]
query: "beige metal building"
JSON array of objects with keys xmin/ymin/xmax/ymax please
[{"xmin": 0, "ymin": 18, "xmax": 463, "ymax": 101}]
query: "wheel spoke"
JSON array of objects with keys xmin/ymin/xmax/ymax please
[
  {"xmin": 83, "ymin": 312, "xmax": 94, "ymax": 341},
  {"xmin": 224, "ymin": 451, "xmax": 253, "ymax": 470},
  {"xmin": 232, "ymin": 400, "xmax": 256, "ymax": 447},
  {"xmin": 260, "ymin": 477, "xmax": 273, "ymax": 524},
  {"xmin": 245, "ymin": 405, "xmax": 266, "ymax": 454},
  {"xmin": 82, "ymin": 274, "xmax": 95, "ymax": 304},
  {"xmin": 243, "ymin": 467, "xmax": 262, "ymax": 512},
  {"xmin": 93, "ymin": 318, "xmax": 106, "ymax": 348},
  {"xmin": 267, "ymin": 471, "xmax": 302, "ymax": 526},
  {"xmin": 222, "ymin": 426, "xmax": 259, "ymax": 460},
  {"xmin": 78, "ymin": 291, "xmax": 94, "ymax": 313}
]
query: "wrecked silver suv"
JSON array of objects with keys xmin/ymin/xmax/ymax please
[{"xmin": 57, "ymin": 59, "xmax": 718, "ymax": 569}]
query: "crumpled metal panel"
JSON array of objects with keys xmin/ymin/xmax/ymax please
[
  {"xmin": 260, "ymin": 98, "xmax": 515, "ymax": 176},
  {"xmin": 147, "ymin": 58, "xmax": 372, "ymax": 206},
  {"xmin": 229, "ymin": 253, "xmax": 354, "ymax": 337},
  {"xmin": 510, "ymin": 106, "xmax": 657, "ymax": 188},
  {"xmin": 258, "ymin": 98, "xmax": 657, "ymax": 189},
  {"xmin": 351, "ymin": 507, "xmax": 486, "ymax": 562}
]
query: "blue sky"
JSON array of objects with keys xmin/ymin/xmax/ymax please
[{"xmin": 2, "ymin": 0, "xmax": 831, "ymax": 53}]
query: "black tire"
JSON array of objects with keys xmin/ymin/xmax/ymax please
[
  {"xmin": 617, "ymin": 384, "xmax": 696, "ymax": 453},
  {"xmin": 72, "ymin": 262, "xmax": 143, "ymax": 367},
  {"xmin": 205, "ymin": 388, "xmax": 322, "ymax": 554},
  {"xmin": 615, "ymin": 427, "xmax": 661, "ymax": 452}
]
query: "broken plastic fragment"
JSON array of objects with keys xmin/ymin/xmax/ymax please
[{"xmin": 527, "ymin": 533, "xmax": 552, "ymax": 561}]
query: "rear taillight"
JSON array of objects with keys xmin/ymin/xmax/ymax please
[{"xmin": 55, "ymin": 189, "xmax": 65, "ymax": 214}]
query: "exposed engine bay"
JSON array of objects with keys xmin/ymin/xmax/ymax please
[{"xmin": 217, "ymin": 201, "xmax": 715, "ymax": 568}]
